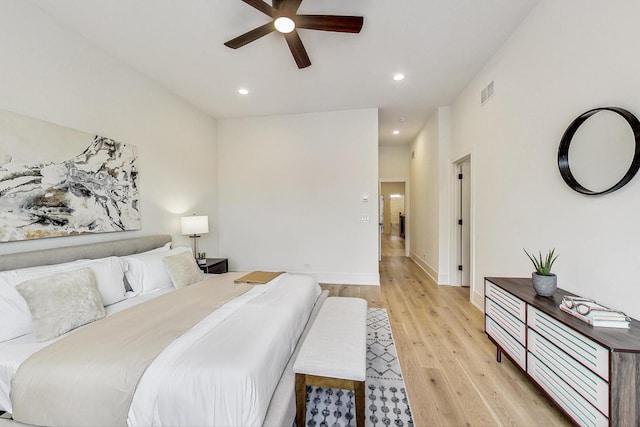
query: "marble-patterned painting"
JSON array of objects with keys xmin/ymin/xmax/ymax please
[{"xmin": 0, "ymin": 110, "xmax": 140, "ymax": 242}]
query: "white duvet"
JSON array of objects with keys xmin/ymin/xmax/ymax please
[{"xmin": 0, "ymin": 272, "xmax": 321, "ymax": 427}]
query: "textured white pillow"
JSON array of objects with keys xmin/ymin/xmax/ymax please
[
  {"xmin": 123, "ymin": 246, "xmax": 191, "ymax": 294},
  {"xmin": 162, "ymin": 251, "xmax": 205, "ymax": 289},
  {"xmin": 8, "ymin": 257, "xmax": 128, "ymax": 307},
  {"xmin": 0, "ymin": 279, "xmax": 32, "ymax": 342},
  {"xmin": 15, "ymin": 268, "xmax": 106, "ymax": 342}
]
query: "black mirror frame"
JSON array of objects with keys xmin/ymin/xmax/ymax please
[{"xmin": 557, "ymin": 107, "xmax": 640, "ymax": 195}]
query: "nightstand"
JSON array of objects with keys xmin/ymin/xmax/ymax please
[{"xmin": 198, "ymin": 258, "xmax": 228, "ymax": 274}]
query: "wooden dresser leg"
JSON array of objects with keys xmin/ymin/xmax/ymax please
[
  {"xmin": 355, "ymin": 380, "xmax": 365, "ymax": 427},
  {"xmin": 295, "ymin": 373, "xmax": 306, "ymax": 427}
]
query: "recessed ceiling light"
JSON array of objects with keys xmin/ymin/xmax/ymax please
[
  {"xmin": 393, "ymin": 73, "xmax": 405, "ymax": 81},
  {"xmin": 238, "ymin": 88, "xmax": 249, "ymax": 95},
  {"xmin": 274, "ymin": 16, "xmax": 295, "ymax": 33},
  {"xmin": 392, "ymin": 130, "xmax": 400, "ymax": 135}
]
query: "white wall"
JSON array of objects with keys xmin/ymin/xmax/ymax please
[
  {"xmin": 450, "ymin": 0, "xmax": 640, "ymax": 318},
  {"xmin": 379, "ymin": 146, "xmax": 410, "ymax": 182},
  {"xmin": 218, "ymin": 109, "xmax": 379, "ymax": 285},
  {"xmin": 410, "ymin": 107, "xmax": 451, "ymax": 283},
  {"xmin": 0, "ymin": 1, "xmax": 218, "ymax": 256}
]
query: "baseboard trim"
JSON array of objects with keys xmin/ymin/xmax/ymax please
[
  {"xmin": 471, "ymin": 289, "xmax": 484, "ymax": 311},
  {"xmin": 293, "ymin": 271, "xmax": 380, "ymax": 286},
  {"xmin": 230, "ymin": 269, "xmax": 380, "ymax": 286},
  {"xmin": 409, "ymin": 252, "xmax": 438, "ymax": 284}
]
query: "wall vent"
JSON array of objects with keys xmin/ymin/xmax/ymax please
[{"xmin": 481, "ymin": 80, "xmax": 495, "ymax": 106}]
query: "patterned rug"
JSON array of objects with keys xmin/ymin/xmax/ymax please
[{"xmin": 304, "ymin": 308, "xmax": 414, "ymax": 427}]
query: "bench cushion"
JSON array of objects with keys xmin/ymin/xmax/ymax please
[{"xmin": 293, "ymin": 297, "xmax": 367, "ymax": 381}]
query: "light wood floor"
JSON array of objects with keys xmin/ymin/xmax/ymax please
[
  {"xmin": 381, "ymin": 232, "xmax": 405, "ymax": 256},
  {"xmin": 320, "ymin": 235, "xmax": 570, "ymax": 426}
]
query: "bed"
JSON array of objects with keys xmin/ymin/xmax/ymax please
[{"xmin": 0, "ymin": 235, "xmax": 327, "ymax": 426}]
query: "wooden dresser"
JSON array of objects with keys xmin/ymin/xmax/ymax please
[{"xmin": 484, "ymin": 277, "xmax": 640, "ymax": 426}]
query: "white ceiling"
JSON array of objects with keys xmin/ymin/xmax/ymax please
[{"xmin": 33, "ymin": 0, "xmax": 538, "ymax": 146}]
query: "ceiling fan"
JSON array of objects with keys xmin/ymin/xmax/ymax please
[{"xmin": 224, "ymin": 0, "xmax": 364, "ymax": 69}]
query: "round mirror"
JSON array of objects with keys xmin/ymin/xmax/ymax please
[{"xmin": 558, "ymin": 107, "xmax": 640, "ymax": 195}]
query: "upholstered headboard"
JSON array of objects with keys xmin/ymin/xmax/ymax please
[{"xmin": 0, "ymin": 234, "xmax": 172, "ymax": 272}]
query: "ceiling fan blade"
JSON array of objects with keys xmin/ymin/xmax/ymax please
[
  {"xmin": 280, "ymin": 0, "xmax": 303, "ymax": 14},
  {"xmin": 242, "ymin": 0, "xmax": 276, "ymax": 17},
  {"xmin": 284, "ymin": 30, "xmax": 311, "ymax": 69},
  {"xmin": 296, "ymin": 15, "xmax": 364, "ymax": 33},
  {"xmin": 224, "ymin": 22, "xmax": 275, "ymax": 49},
  {"xmin": 272, "ymin": 0, "xmax": 284, "ymax": 10}
]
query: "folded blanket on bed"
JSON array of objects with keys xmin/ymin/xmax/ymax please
[
  {"xmin": 234, "ymin": 270, "xmax": 285, "ymax": 284},
  {"xmin": 11, "ymin": 276, "xmax": 252, "ymax": 427}
]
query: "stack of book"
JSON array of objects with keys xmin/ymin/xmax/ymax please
[{"xmin": 560, "ymin": 300, "xmax": 630, "ymax": 328}]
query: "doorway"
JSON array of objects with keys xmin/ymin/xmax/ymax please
[
  {"xmin": 380, "ymin": 182, "xmax": 406, "ymax": 257},
  {"xmin": 453, "ymin": 157, "xmax": 471, "ymax": 288}
]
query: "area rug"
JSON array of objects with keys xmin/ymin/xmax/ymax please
[{"xmin": 304, "ymin": 308, "xmax": 414, "ymax": 427}]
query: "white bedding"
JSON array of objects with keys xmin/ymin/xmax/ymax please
[{"xmin": 0, "ymin": 272, "xmax": 321, "ymax": 426}]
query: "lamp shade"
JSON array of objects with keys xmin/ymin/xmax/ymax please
[{"xmin": 181, "ymin": 215, "xmax": 209, "ymax": 235}]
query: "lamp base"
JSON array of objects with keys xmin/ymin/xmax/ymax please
[{"xmin": 189, "ymin": 234, "xmax": 201, "ymax": 258}]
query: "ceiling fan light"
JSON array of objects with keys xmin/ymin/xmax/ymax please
[{"xmin": 274, "ymin": 16, "xmax": 295, "ymax": 33}]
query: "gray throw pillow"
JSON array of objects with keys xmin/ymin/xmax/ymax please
[
  {"xmin": 16, "ymin": 268, "xmax": 106, "ymax": 342},
  {"xmin": 162, "ymin": 251, "xmax": 205, "ymax": 289}
]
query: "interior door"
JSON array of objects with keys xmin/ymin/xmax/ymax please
[
  {"xmin": 459, "ymin": 159, "xmax": 471, "ymax": 287},
  {"xmin": 378, "ymin": 195, "xmax": 384, "ymax": 261}
]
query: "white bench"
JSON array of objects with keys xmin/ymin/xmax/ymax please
[{"xmin": 293, "ymin": 296, "xmax": 367, "ymax": 427}]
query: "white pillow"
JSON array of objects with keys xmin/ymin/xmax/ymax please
[
  {"xmin": 16, "ymin": 268, "xmax": 105, "ymax": 342},
  {"xmin": 142, "ymin": 242, "xmax": 172, "ymax": 254},
  {"xmin": 123, "ymin": 246, "xmax": 191, "ymax": 294},
  {"xmin": 7, "ymin": 257, "xmax": 128, "ymax": 306},
  {"xmin": 162, "ymin": 251, "xmax": 205, "ymax": 289},
  {"xmin": 0, "ymin": 279, "xmax": 32, "ymax": 342}
]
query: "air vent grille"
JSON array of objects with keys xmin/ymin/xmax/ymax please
[{"xmin": 481, "ymin": 80, "xmax": 495, "ymax": 106}]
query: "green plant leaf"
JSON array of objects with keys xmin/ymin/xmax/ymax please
[{"xmin": 524, "ymin": 248, "xmax": 558, "ymax": 275}]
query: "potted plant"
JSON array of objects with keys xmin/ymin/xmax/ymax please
[
  {"xmin": 196, "ymin": 252, "xmax": 207, "ymax": 265},
  {"xmin": 524, "ymin": 248, "xmax": 558, "ymax": 296}
]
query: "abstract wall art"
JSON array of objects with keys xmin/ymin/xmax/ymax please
[{"xmin": 0, "ymin": 109, "xmax": 140, "ymax": 242}]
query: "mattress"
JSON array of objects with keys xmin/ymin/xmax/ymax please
[{"xmin": 0, "ymin": 272, "xmax": 321, "ymax": 426}]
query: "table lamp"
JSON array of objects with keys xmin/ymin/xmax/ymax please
[{"xmin": 181, "ymin": 215, "xmax": 209, "ymax": 257}]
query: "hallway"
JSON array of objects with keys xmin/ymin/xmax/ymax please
[
  {"xmin": 321, "ymin": 238, "xmax": 569, "ymax": 425},
  {"xmin": 381, "ymin": 232, "xmax": 405, "ymax": 257}
]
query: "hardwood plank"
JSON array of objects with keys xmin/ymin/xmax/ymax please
[{"xmin": 320, "ymin": 249, "xmax": 570, "ymax": 427}]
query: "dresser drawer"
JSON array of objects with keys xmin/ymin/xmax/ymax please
[
  {"xmin": 486, "ymin": 316, "xmax": 526, "ymax": 370},
  {"xmin": 528, "ymin": 329, "xmax": 609, "ymax": 416},
  {"xmin": 528, "ymin": 353, "xmax": 608, "ymax": 427},
  {"xmin": 485, "ymin": 281, "xmax": 526, "ymax": 322},
  {"xmin": 528, "ymin": 306, "xmax": 609, "ymax": 380},
  {"xmin": 485, "ymin": 298, "xmax": 526, "ymax": 345}
]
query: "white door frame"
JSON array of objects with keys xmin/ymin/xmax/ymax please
[{"xmin": 450, "ymin": 154, "xmax": 474, "ymax": 292}]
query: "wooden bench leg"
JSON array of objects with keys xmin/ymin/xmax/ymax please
[
  {"xmin": 355, "ymin": 380, "xmax": 365, "ymax": 427},
  {"xmin": 295, "ymin": 373, "xmax": 306, "ymax": 427}
]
